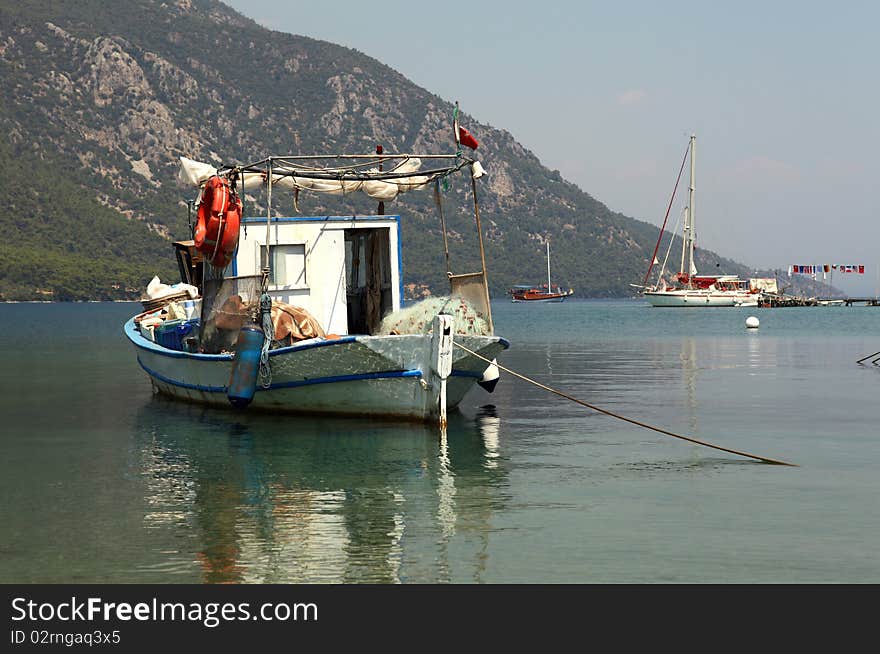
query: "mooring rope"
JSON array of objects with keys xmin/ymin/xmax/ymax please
[{"xmin": 454, "ymin": 342, "xmax": 797, "ymax": 466}]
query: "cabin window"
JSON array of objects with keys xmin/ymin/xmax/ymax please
[{"xmin": 260, "ymin": 243, "xmax": 307, "ymax": 288}]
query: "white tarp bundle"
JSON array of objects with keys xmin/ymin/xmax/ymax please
[
  {"xmin": 178, "ymin": 157, "xmax": 216, "ymax": 187},
  {"xmin": 178, "ymin": 156, "xmax": 434, "ymax": 202},
  {"xmin": 178, "ymin": 157, "xmax": 265, "ymax": 190},
  {"xmin": 146, "ymin": 275, "xmax": 199, "ymax": 300}
]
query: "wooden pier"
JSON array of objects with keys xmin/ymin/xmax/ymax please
[
  {"xmin": 841, "ymin": 297, "xmax": 880, "ymax": 306},
  {"xmin": 760, "ymin": 294, "xmax": 880, "ymax": 308}
]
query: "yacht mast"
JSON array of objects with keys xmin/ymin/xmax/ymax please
[
  {"xmin": 547, "ymin": 240, "xmax": 552, "ymax": 291},
  {"xmin": 687, "ymin": 134, "xmax": 696, "ymax": 287},
  {"xmin": 678, "ymin": 134, "xmax": 697, "ymax": 288}
]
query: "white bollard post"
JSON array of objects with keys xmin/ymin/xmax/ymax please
[{"xmin": 432, "ymin": 314, "xmax": 454, "ymax": 427}]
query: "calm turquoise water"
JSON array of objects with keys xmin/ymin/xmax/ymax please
[{"xmin": 1, "ymin": 299, "xmax": 879, "ymax": 583}]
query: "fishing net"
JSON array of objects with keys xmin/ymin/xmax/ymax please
[
  {"xmin": 199, "ymin": 274, "xmax": 262, "ymax": 353},
  {"xmin": 378, "ymin": 295, "xmax": 490, "ymax": 336}
]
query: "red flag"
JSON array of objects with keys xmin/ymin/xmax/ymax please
[{"xmin": 458, "ymin": 126, "xmax": 479, "ymax": 150}]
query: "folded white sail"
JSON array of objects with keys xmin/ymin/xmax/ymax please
[
  {"xmin": 178, "ymin": 156, "xmax": 434, "ymax": 201},
  {"xmin": 178, "ymin": 156, "xmax": 217, "ymax": 186}
]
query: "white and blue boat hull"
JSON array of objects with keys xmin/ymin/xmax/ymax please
[{"xmin": 125, "ymin": 318, "xmax": 508, "ymax": 420}]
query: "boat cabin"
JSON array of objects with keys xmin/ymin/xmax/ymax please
[
  {"xmin": 174, "ymin": 215, "xmax": 403, "ymax": 335},
  {"xmin": 672, "ymin": 273, "xmax": 749, "ymax": 291},
  {"xmin": 172, "ymin": 215, "xmax": 401, "ymax": 336},
  {"xmin": 712, "ymin": 277, "xmax": 751, "ymax": 292},
  {"xmin": 229, "ymin": 214, "xmax": 402, "ymax": 336}
]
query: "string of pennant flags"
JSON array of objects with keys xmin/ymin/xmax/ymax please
[{"xmin": 789, "ymin": 264, "xmax": 865, "ymax": 277}]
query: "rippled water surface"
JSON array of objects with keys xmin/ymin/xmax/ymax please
[{"xmin": 2, "ymin": 299, "xmax": 879, "ymax": 583}]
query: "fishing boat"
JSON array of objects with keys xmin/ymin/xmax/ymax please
[
  {"xmin": 638, "ymin": 134, "xmax": 760, "ymax": 308},
  {"xmin": 124, "ymin": 144, "xmax": 507, "ymax": 424},
  {"xmin": 509, "ymin": 240, "xmax": 573, "ymax": 302}
]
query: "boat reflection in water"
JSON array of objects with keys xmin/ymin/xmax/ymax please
[{"xmin": 134, "ymin": 399, "xmax": 507, "ymax": 583}]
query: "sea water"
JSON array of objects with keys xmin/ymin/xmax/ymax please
[{"xmin": 1, "ymin": 299, "xmax": 878, "ymax": 583}]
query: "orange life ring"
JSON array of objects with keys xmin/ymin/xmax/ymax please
[{"xmin": 194, "ymin": 175, "xmax": 242, "ymax": 268}]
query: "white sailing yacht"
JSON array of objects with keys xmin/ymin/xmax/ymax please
[{"xmin": 642, "ymin": 134, "xmax": 759, "ymax": 307}]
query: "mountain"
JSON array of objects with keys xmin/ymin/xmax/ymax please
[{"xmin": 0, "ymin": 0, "xmax": 834, "ymax": 301}]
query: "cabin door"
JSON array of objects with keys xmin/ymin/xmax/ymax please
[{"xmin": 344, "ymin": 228, "xmax": 392, "ymax": 334}]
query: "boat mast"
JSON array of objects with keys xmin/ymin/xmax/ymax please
[
  {"xmin": 547, "ymin": 240, "xmax": 552, "ymax": 291},
  {"xmin": 687, "ymin": 134, "xmax": 696, "ymax": 287},
  {"xmin": 679, "ymin": 134, "xmax": 696, "ymax": 289}
]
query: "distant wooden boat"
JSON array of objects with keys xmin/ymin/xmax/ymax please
[
  {"xmin": 509, "ymin": 241, "xmax": 573, "ymax": 303},
  {"xmin": 509, "ymin": 285, "xmax": 573, "ymax": 303}
]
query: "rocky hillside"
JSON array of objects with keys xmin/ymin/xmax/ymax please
[{"xmin": 0, "ymin": 0, "xmax": 832, "ymax": 301}]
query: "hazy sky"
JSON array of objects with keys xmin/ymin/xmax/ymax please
[{"xmin": 223, "ymin": 0, "xmax": 879, "ymax": 294}]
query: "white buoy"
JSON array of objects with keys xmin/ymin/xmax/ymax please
[{"xmin": 746, "ymin": 316, "xmax": 760, "ymax": 329}]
